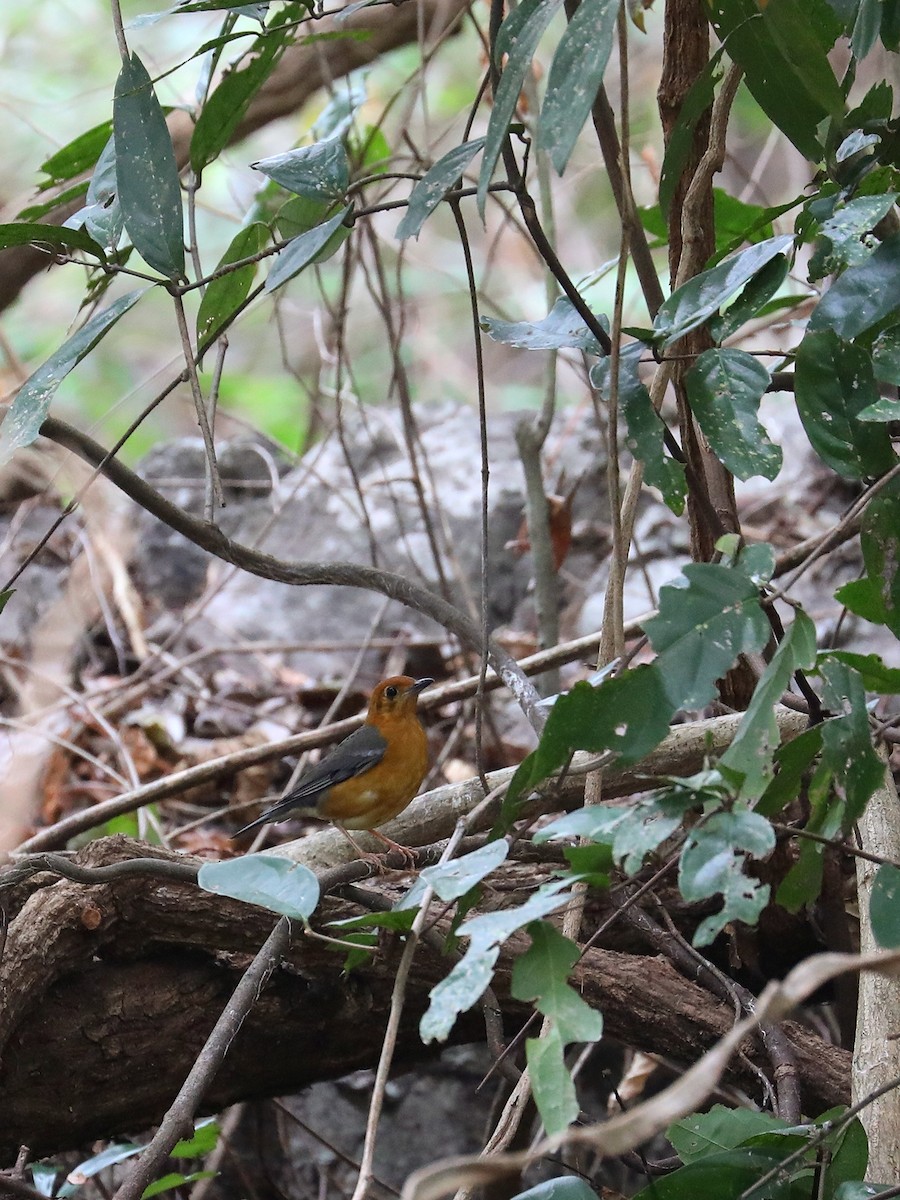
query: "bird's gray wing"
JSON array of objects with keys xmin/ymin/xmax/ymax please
[{"xmin": 234, "ymin": 724, "xmax": 387, "ymax": 834}]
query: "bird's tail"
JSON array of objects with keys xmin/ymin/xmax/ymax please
[{"xmin": 232, "ymin": 792, "xmax": 315, "ymax": 838}]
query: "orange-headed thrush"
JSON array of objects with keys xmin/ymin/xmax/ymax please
[{"xmin": 234, "ymin": 676, "xmax": 433, "ymax": 849}]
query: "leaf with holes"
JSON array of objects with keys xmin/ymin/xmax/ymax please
[
  {"xmin": 680, "ymin": 809, "xmax": 775, "ymax": 946},
  {"xmin": 419, "ymin": 877, "xmax": 576, "ymax": 1044},
  {"xmin": 644, "ymin": 562, "xmax": 771, "ymax": 710},
  {"xmin": 685, "ymin": 348, "xmax": 781, "ymax": 481}
]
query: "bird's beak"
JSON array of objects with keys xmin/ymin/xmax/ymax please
[{"xmin": 409, "ymin": 677, "xmax": 434, "ymax": 695}]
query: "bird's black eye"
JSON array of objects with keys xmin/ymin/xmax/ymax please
[{"xmin": 385, "ymin": 685, "xmax": 398, "ymax": 700}]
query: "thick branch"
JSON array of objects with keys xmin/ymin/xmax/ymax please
[{"xmin": 0, "ymin": 835, "xmax": 849, "ymax": 1162}]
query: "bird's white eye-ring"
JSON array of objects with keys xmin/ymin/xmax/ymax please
[{"xmin": 385, "ymin": 685, "xmax": 399, "ymax": 699}]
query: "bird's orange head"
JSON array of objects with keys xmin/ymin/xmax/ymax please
[{"xmin": 365, "ymin": 675, "xmax": 432, "ymax": 726}]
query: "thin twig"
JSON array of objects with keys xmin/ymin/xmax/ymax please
[{"xmin": 112, "ymin": 916, "xmax": 291, "ymax": 1200}]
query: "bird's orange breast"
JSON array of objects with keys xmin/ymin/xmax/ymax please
[{"xmin": 317, "ymin": 717, "xmax": 429, "ymax": 830}]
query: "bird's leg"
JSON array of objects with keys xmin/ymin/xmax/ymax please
[
  {"xmin": 336, "ymin": 824, "xmax": 417, "ymax": 869},
  {"xmin": 367, "ymin": 828, "xmax": 419, "ymax": 868}
]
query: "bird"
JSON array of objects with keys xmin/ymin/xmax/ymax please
[{"xmin": 233, "ymin": 675, "xmax": 433, "ymax": 856}]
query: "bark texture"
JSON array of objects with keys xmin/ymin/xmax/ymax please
[{"xmin": 0, "ymin": 836, "xmax": 850, "ymax": 1163}]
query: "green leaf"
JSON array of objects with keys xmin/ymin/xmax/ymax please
[
  {"xmin": 756, "ymin": 724, "xmax": 824, "ymax": 818},
  {"xmin": 478, "ymin": 0, "xmax": 566, "ymax": 217},
  {"xmin": 809, "ymin": 232, "xmax": 900, "ymax": 340},
  {"xmin": 420, "ymin": 877, "xmax": 576, "ymax": 1043},
  {"xmin": 668, "ymin": 1104, "xmax": 789, "ymax": 1164},
  {"xmin": 252, "ymin": 139, "xmax": 350, "ymax": 202},
  {"xmin": 191, "ymin": 24, "xmax": 289, "ymax": 173},
  {"xmin": 819, "ymin": 658, "xmax": 885, "ymax": 824},
  {"xmin": 680, "ymin": 809, "xmax": 775, "ymax": 946},
  {"xmin": 591, "ymin": 343, "xmax": 686, "ymax": 512},
  {"xmin": 659, "ymin": 50, "xmax": 724, "ymax": 218},
  {"xmin": 720, "ymin": 610, "xmax": 817, "ymax": 800},
  {"xmin": 0, "ymin": 222, "xmax": 106, "ymax": 261},
  {"xmin": 631, "ymin": 1147, "xmax": 794, "ymax": 1199},
  {"xmin": 823, "ymin": 651, "xmax": 900, "ymax": 693},
  {"xmin": 511, "ymin": 921, "xmax": 603, "ymax": 1043},
  {"xmin": 706, "ymin": 0, "xmax": 843, "ymax": 161},
  {"xmin": 709, "ymin": 190, "xmax": 780, "ymax": 258},
  {"xmin": 706, "ymin": 253, "xmax": 789, "ymax": 341},
  {"xmin": 141, "ymin": 1172, "xmax": 216, "ymax": 1199},
  {"xmin": 265, "ymin": 205, "xmax": 350, "ymax": 293},
  {"xmin": 685, "ymin": 349, "xmax": 781, "ymax": 481},
  {"xmin": 114, "ymin": 53, "xmax": 185, "ymax": 279},
  {"xmin": 329, "ymin": 908, "xmax": 417, "ymax": 932},
  {"xmin": 501, "ymin": 666, "xmax": 674, "ymax": 824},
  {"xmin": 645, "ymin": 562, "xmax": 770, "ymax": 710},
  {"xmin": 809, "ymin": 193, "xmax": 898, "ymax": 280},
  {"xmin": 197, "ymin": 854, "xmax": 319, "ymax": 919},
  {"xmin": 794, "ymin": 330, "xmax": 895, "ymax": 478},
  {"xmin": 870, "ymin": 864, "xmax": 900, "ymax": 946},
  {"xmin": 197, "ymin": 222, "xmax": 269, "ymax": 347},
  {"xmin": 171, "ymin": 1118, "xmax": 219, "ymax": 1157},
  {"xmin": 653, "ymin": 235, "xmax": 794, "ymax": 347},
  {"xmin": 38, "ymin": 120, "xmax": 114, "ymax": 187},
  {"xmin": 538, "ymin": 0, "xmax": 619, "ymax": 175},
  {"xmin": 396, "ymin": 138, "xmax": 486, "ymax": 241},
  {"xmin": 526, "ymin": 1026, "xmax": 579, "ymax": 1136},
  {"xmin": 835, "ymin": 481, "xmax": 900, "ymax": 634},
  {"xmin": 483, "ymin": 297, "xmax": 608, "ymax": 355},
  {"xmin": 0, "ymin": 289, "xmax": 148, "ymax": 466}
]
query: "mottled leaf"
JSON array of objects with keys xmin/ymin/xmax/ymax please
[
  {"xmin": 653, "ymin": 236, "xmax": 794, "ymax": 347},
  {"xmin": 538, "ymin": 0, "xmax": 619, "ymax": 175},
  {"xmin": 397, "ymin": 138, "xmax": 485, "ymax": 241},
  {"xmin": 265, "ymin": 205, "xmax": 350, "ymax": 292},
  {"xmin": 483, "ymin": 296, "xmax": 608, "ymax": 354},
  {"xmin": 794, "ymin": 329, "xmax": 895, "ymax": 478},
  {"xmin": 252, "ymin": 139, "xmax": 350, "ymax": 201},
  {"xmin": 114, "ymin": 53, "xmax": 185, "ymax": 278},
  {"xmin": 685, "ymin": 348, "xmax": 781, "ymax": 481},
  {"xmin": 644, "ymin": 562, "xmax": 770, "ymax": 709},
  {"xmin": 0, "ymin": 289, "xmax": 148, "ymax": 466}
]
